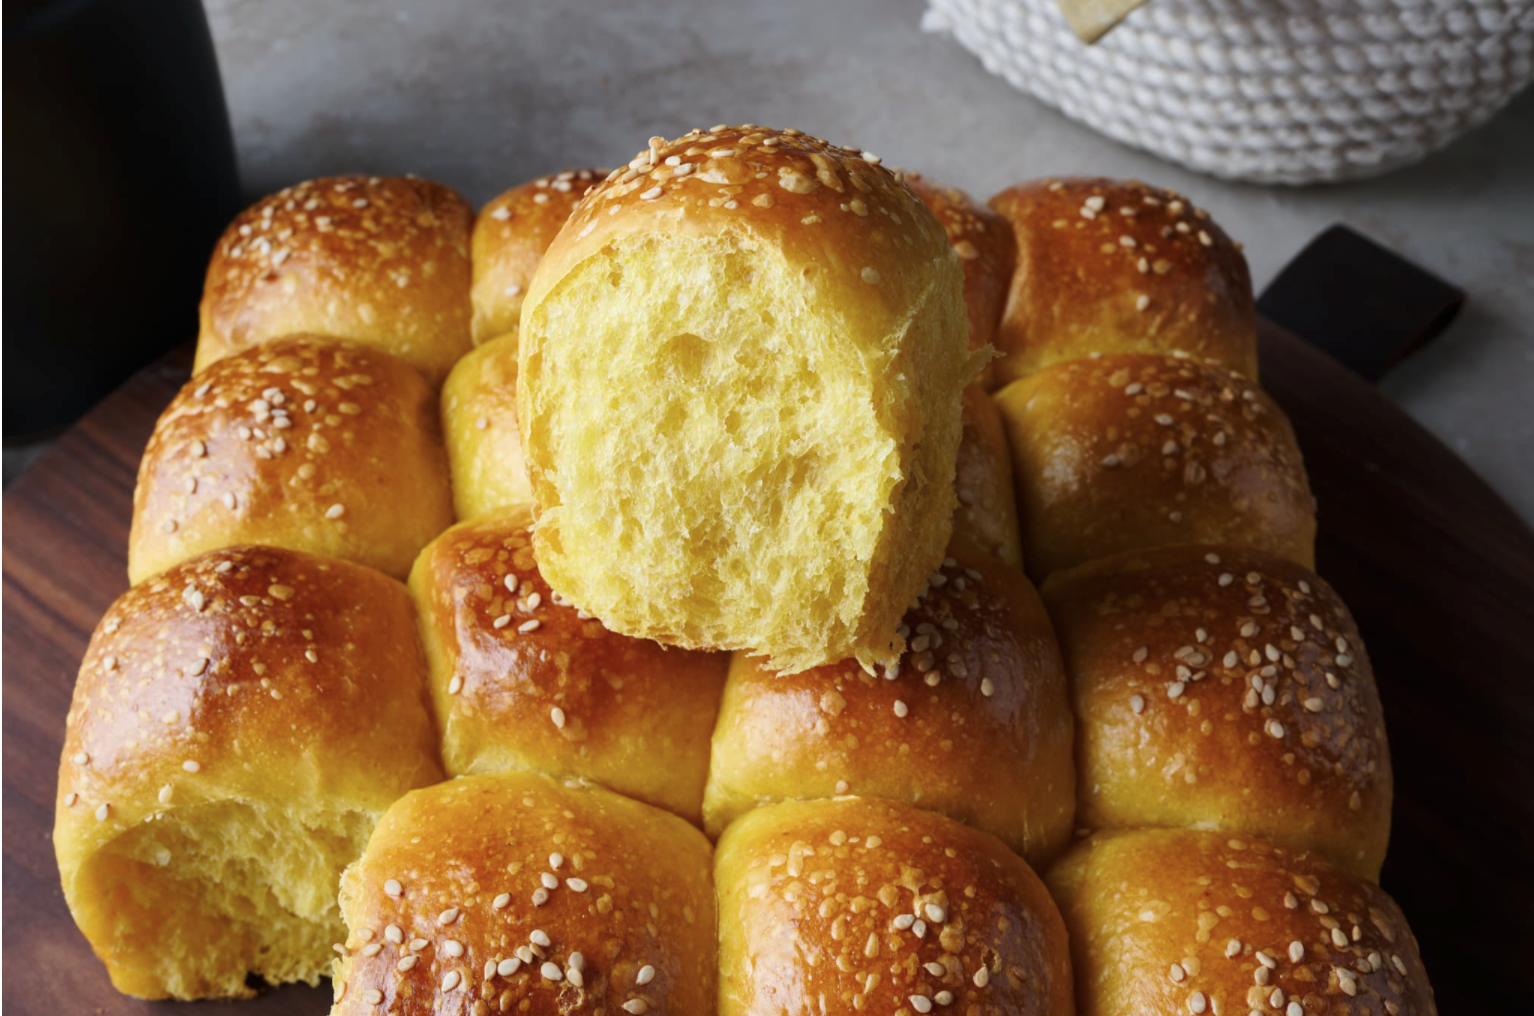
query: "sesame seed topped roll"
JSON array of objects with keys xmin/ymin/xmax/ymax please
[
  {"xmin": 907, "ymin": 172, "xmax": 1018, "ymax": 391},
  {"xmin": 471, "ymin": 168, "xmax": 605, "ymax": 348},
  {"xmin": 988, "ymin": 178, "xmax": 1258, "ymax": 386},
  {"xmin": 519, "ymin": 125, "xmax": 979, "ymax": 674},
  {"xmin": 1047, "ymin": 829, "xmax": 1437, "ymax": 1016},
  {"xmin": 995, "ymin": 352, "xmax": 1315, "ymax": 579},
  {"xmin": 704, "ymin": 545, "xmax": 1073, "ymax": 866},
  {"xmin": 54, "ymin": 545, "xmax": 443, "ymax": 1000},
  {"xmin": 715, "ymin": 796, "xmax": 1074, "ymax": 1016},
  {"xmin": 440, "ymin": 334, "xmax": 532, "ymax": 520},
  {"xmin": 128, "ymin": 336, "xmax": 454, "ymax": 584},
  {"xmin": 408, "ymin": 505, "xmax": 728, "ymax": 824},
  {"xmin": 196, "ymin": 174, "xmax": 474, "ymax": 385},
  {"xmin": 953, "ymin": 385, "xmax": 1022, "ymax": 568},
  {"xmin": 331, "ymin": 771, "xmax": 715, "ymax": 1016},
  {"xmin": 1043, "ymin": 544, "xmax": 1392, "ymax": 880}
]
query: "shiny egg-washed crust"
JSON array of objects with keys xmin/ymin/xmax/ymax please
[
  {"xmin": 331, "ymin": 771, "xmax": 715, "ymax": 1016},
  {"xmin": 1043, "ymin": 544, "xmax": 1391, "ymax": 880},
  {"xmin": 996, "ymin": 352, "xmax": 1315, "ymax": 578},
  {"xmin": 408, "ymin": 505, "xmax": 729, "ymax": 824},
  {"xmin": 907, "ymin": 172, "xmax": 1016, "ymax": 391},
  {"xmin": 470, "ymin": 169, "xmax": 605, "ymax": 347},
  {"xmin": 988, "ymin": 178, "xmax": 1258, "ymax": 386},
  {"xmin": 1046, "ymin": 829, "xmax": 1437, "ymax": 1016},
  {"xmin": 440, "ymin": 335, "xmax": 532, "ymax": 520},
  {"xmin": 129, "ymin": 336, "xmax": 454, "ymax": 583},
  {"xmin": 715, "ymin": 797, "xmax": 1074, "ymax": 1016},
  {"xmin": 196, "ymin": 174, "xmax": 474, "ymax": 385},
  {"xmin": 704, "ymin": 545, "xmax": 1074, "ymax": 867},
  {"xmin": 519, "ymin": 125, "xmax": 978, "ymax": 675},
  {"xmin": 55, "ymin": 545, "xmax": 443, "ymax": 998},
  {"xmin": 953, "ymin": 385, "xmax": 1023, "ymax": 568}
]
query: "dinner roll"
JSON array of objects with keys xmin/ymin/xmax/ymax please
[
  {"xmin": 408, "ymin": 504, "xmax": 728, "ymax": 823},
  {"xmin": 704, "ymin": 546, "xmax": 1074, "ymax": 865},
  {"xmin": 471, "ymin": 168, "xmax": 604, "ymax": 347},
  {"xmin": 953, "ymin": 385, "xmax": 1022, "ymax": 568},
  {"xmin": 1047, "ymin": 829, "xmax": 1437, "ymax": 1016},
  {"xmin": 440, "ymin": 334, "xmax": 531, "ymax": 520},
  {"xmin": 196, "ymin": 174, "xmax": 473, "ymax": 385},
  {"xmin": 519, "ymin": 125, "xmax": 978, "ymax": 674},
  {"xmin": 128, "ymin": 336, "xmax": 454, "ymax": 583},
  {"xmin": 995, "ymin": 352, "xmax": 1315, "ymax": 578},
  {"xmin": 1043, "ymin": 544, "xmax": 1391, "ymax": 879},
  {"xmin": 715, "ymin": 796, "xmax": 1073, "ymax": 1016},
  {"xmin": 54, "ymin": 545, "xmax": 442, "ymax": 1000},
  {"xmin": 907, "ymin": 172, "xmax": 1017, "ymax": 391},
  {"xmin": 331, "ymin": 770, "xmax": 715, "ymax": 1016},
  {"xmin": 988, "ymin": 177, "xmax": 1258, "ymax": 385}
]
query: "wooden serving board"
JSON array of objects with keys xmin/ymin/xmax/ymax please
[{"xmin": 4, "ymin": 326, "xmax": 1532, "ymax": 1014}]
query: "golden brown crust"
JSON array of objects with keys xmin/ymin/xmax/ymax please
[
  {"xmin": 953, "ymin": 385, "xmax": 1022, "ymax": 568},
  {"xmin": 1047, "ymin": 829, "xmax": 1437, "ymax": 1016},
  {"xmin": 129, "ymin": 336, "xmax": 454, "ymax": 583},
  {"xmin": 332, "ymin": 771, "xmax": 716, "ymax": 1016},
  {"xmin": 704, "ymin": 546, "xmax": 1073, "ymax": 866},
  {"xmin": 196, "ymin": 174, "xmax": 474, "ymax": 385},
  {"xmin": 408, "ymin": 506, "xmax": 728, "ymax": 824},
  {"xmin": 907, "ymin": 172, "xmax": 1016, "ymax": 391},
  {"xmin": 1043, "ymin": 544, "xmax": 1391, "ymax": 880},
  {"xmin": 471, "ymin": 169, "xmax": 605, "ymax": 347},
  {"xmin": 988, "ymin": 178, "xmax": 1258, "ymax": 386},
  {"xmin": 440, "ymin": 335, "xmax": 532, "ymax": 520},
  {"xmin": 995, "ymin": 352, "xmax": 1315, "ymax": 578},
  {"xmin": 716, "ymin": 796, "xmax": 1073, "ymax": 1016},
  {"xmin": 525, "ymin": 126, "xmax": 955, "ymax": 337}
]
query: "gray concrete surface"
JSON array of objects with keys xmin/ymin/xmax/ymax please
[{"xmin": 202, "ymin": 0, "xmax": 1533, "ymax": 522}]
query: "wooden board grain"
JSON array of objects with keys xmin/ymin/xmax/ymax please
[{"xmin": 4, "ymin": 326, "xmax": 1532, "ymax": 1014}]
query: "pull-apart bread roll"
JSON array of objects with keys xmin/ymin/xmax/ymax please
[
  {"xmin": 54, "ymin": 545, "xmax": 442, "ymax": 999},
  {"xmin": 715, "ymin": 796, "xmax": 1073, "ymax": 1016},
  {"xmin": 1044, "ymin": 544, "xmax": 1391, "ymax": 880},
  {"xmin": 996, "ymin": 352, "xmax": 1315, "ymax": 578},
  {"xmin": 408, "ymin": 504, "xmax": 728, "ymax": 823},
  {"xmin": 196, "ymin": 174, "xmax": 474, "ymax": 385},
  {"xmin": 1048, "ymin": 830, "xmax": 1437, "ymax": 1016},
  {"xmin": 704, "ymin": 545, "xmax": 1073, "ymax": 866},
  {"xmin": 906, "ymin": 172, "xmax": 1017, "ymax": 391},
  {"xmin": 987, "ymin": 177, "xmax": 1258, "ymax": 386},
  {"xmin": 331, "ymin": 771, "xmax": 715, "ymax": 1016},
  {"xmin": 128, "ymin": 336, "xmax": 454, "ymax": 583},
  {"xmin": 953, "ymin": 385, "xmax": 1023, "ymax": 568},
  {"xmin": 441, "ymin": 334, "xmax": 531, "ymax": 519},
  {"xmin": 519, "ymin": 125, "xmax": 978, "ymax": 674},
  {"xmin": 471, "ymin": 168, "xmax": 605, "ymax": 347}
]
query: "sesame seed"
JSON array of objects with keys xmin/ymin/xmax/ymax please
[
  {"xmin": 360, "ymin": 943, "xmax": 382, "ymax": 958},
  {"xmin": 441, "ymin": 971, "xmax": 461, "ymax": 991},
  {"xmin": 540, "ymin": 961, "xmax": 563, "ymax": 981},
  {"xmin": 1199, "ymin": 230, "xmax": 1214, "ymax": 246},
  {"xmin": 1136, "ymin": 294, "xmax": 1151, "ymax": 311},
  {"xmin": 325, "ymin": 503, "xmax": 345, "ymax": 520},
  {"xmin": 443, "ymin": 939, "xmax": 464, "ymax": 958},
  {"xmin": 567, "ymin": 878, "xmax": 589, "ymax": 892},
  {"xmin": 182, "ymin": 759, "xmax": 201, "ymax": 773},
  {"xmin": 924, "ymin": 903, "xmax": 946, "ymax": 923},
  {"xmin": 1130, "ymin": 694, "xmax": 1146, "ymax": 714},
  {"xmin": 498, "ymin": 957, "xmax": 522, "ymax": 976},
  {"xmin": 1226, "ymin": 938, "xmax": 1242, "ymax": 958},
  {"xmin": 385, "ymin": 924, "xmax": 403, "ymax": 943},
  {"xmin": 518, "ymin": 619, "xmax": 541, "ymax": 633},
  {"xmin": 361, "ymin": 988, "xmax": 383, "ymax": 1005},
  {"xmin": 893, "ymin": 700, "xmax": 908, "ymax": 717},
  {"xmin": 532, "ymin": 888, "xmax": 549, "ymax": 906},
  {"xmin": 910, "ymin": 996, "xmax": 933, "ymax": 1014},
  {"xmin": 623, "ymin": 1002, "xmax": 649, "ymax": 1015},
  {"xmin": 384, "ymin": 878, "xmax": 403, "ymax": 897},
  {"xmin": 63, "ymin": 792, "xmax": 78, "ymax": 807},
  {"xmin": 1189, "ymin": 992, "xmax": 1208, "ymax": 1014},
  {"xmin": 1289, "ymin": 941, "xmax": 1305, "ymax": 962},
  {"xmin": 980, "ymin": 678, "xmax": 995, "ymax": 697},
  {"xmin": 531, "ymin": 930, "xmax": 551, "ymax": 947},
  {"xmin": 158, "ymin": 784, "xmax": 173, "ymax": 805},
  {"xmin": 1267, "ymin": 719, "xmax": 1286, "ymax": 738},
  {"xmin": 438, "ymin": 907, "xmax": 459, "ymax": 925},
  {"xmin": 860, "ymin": 267, "xmax": 881, "ymax": 285},
  {"xmin": 551, "ymin": 707, "xmax": 566, "ymax": 728},
  {"xmin": 973, "ymin": 966, "xmax": 990, "ymax": 987},
  {"xmin": 95, "ymin": 803, "xmax": 111, "ymax": 821},
  {"xmin": 448, "ymin": 675, "xmax": 463, "ymax": 695}
]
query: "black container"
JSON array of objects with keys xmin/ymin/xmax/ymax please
[{"xmin": 4, "ymin": 0, "xmax": 241, "ymax": 438}]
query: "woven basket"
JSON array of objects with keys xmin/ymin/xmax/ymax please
[{"xmin": 924, "ymin": 0, "xmax": 1534, "ymax": 183}]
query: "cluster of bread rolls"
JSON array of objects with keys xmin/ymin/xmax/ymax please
[{"xmin": 55, "ymin": 125, "xmax": 1435, "ymax": 1015}]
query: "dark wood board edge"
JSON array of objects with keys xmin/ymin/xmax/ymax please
[{"xmin": 3, "ymin": 327, "xmax": 1532, "ymax": 1013}]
